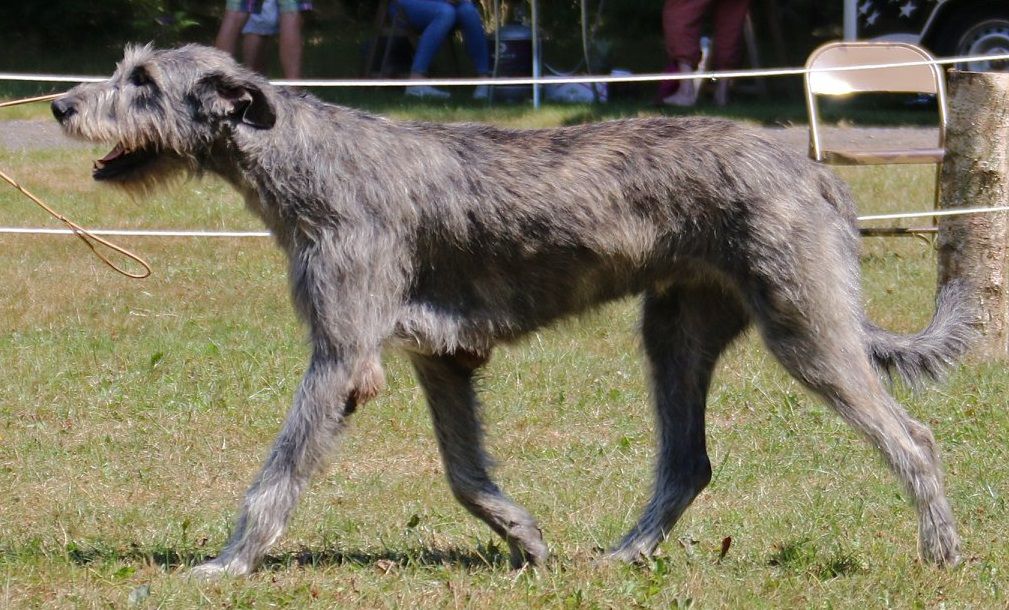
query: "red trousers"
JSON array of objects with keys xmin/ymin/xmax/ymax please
[{"xmin": 663, "ymin": 0, "xmax": 752, "ymax": 70}]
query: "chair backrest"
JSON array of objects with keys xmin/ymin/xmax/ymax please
[{"xmin": 805, "ymin": 41, "xmax": 948, "ymax": 161}]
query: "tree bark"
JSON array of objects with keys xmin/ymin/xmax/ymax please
[{"xmin": 937, "ymin": 70, "xmax": 1009, "ymax": 360}]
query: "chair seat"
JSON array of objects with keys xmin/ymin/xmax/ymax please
[
  {"xmin": 820, "ymin": 147, "xmax": 946, "ymax": 166},
  {"xmin": 363, "ymin": 0, "xmax": 462, "ymax": 78}
]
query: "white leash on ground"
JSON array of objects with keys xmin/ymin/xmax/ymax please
[{"xmin": 0, "ymin": 227, "xmax": 271, "ymax": 237}]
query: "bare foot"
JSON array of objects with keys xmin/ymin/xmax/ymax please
[
  {"xmin": 663, "ymin": 78, "xmax": 697, "ymax": 107},
  {"xmin": 663, "ymin": 61, "xmax": 699, "ymax": 107}
]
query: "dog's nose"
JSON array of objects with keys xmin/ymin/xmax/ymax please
[{"xmin": 51, "ymin": 97, "xmax": 76, "ymax": 122}]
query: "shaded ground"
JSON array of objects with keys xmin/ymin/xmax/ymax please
[{"xmin": 1, "ymin": 118, "xmax": 938, "ymax": 156}]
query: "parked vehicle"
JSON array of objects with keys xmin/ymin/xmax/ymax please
[{"xmin": 844, "ymin": 0, "xmax": 1009, "ymax": 70}]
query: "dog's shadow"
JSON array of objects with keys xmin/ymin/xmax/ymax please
[
  {"xmin": 65, "ymin": 542, "xmax": 512, "ymax": 573},
  {"xmin": 257, "ymin": 544, "xmax": 513, "ymax": 572}
]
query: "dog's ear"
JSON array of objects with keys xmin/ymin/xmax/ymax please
[{"xmin": 195, "ymin": 71, "xmax": 276, "ymax": 129}]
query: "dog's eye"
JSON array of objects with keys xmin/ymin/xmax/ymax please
[{"xmin": 130, "ymin": 68, "xmax": 153, "ymax": 87}]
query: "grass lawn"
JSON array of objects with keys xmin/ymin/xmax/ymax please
[{"xmin": 1, "ymin": 99, "xmax": 1006, "ymax": 608}]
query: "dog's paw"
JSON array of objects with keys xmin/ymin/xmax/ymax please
[
  {"xmin": 918, "ymin": 504, "xmax": 962, "ymax": 568},
  {"xmin": 508, "ymin": 532, "xmax": 549, "ymax": 569},
  {"xmin": 919, "ymin": 529, "xmax": 962, "ymax": 568},
  {"xmin": 605, "ymin": 536, "xmax": 659, "ymax": 565},
  {"xmin": 604, "ymin": 546, "xmax": 650, "ymax": 565},
  {"xmin": 186, "ymin": 558, "xmax": 251, "ymax": 580}
]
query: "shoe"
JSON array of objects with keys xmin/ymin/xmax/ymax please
[
  {"xmin": 405, "ymin": 85, "xmax": 451, "ymax": 99},
  {"xmin": 473, "ymin": 84, "xmax": 490, "ymax": 100}
]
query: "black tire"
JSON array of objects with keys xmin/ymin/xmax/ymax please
[{"xmin": 934, "ymin": 6, "xmax": 1009, "ymax": 71}]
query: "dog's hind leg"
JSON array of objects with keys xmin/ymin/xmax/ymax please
[
  {"xmin": 610, "ymin": 283, "xmax": 749, "ymax": 562},
  {"xmin": 410, "ymin": 350, "xmax": 549, "ymax": 568},
  {"xmin": 749, "ymin": 275, "xmax": 961, "ymax": 566}
]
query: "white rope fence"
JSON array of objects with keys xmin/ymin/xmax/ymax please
[
  {"xmin": 2, "ymin": 52, "xmax": 1009, "ymax": 88},
  {"xmin": 3, "ymin": 205, "xmax": 1007, "ymax": 240},
  {"xmin": 4, "ymin": 50, "xmax": 1009, "ymax": 241},
  {"xmin": 859, "ymin": 205, "xmax": 1009, "ymax": 223},
  {"xmin": 0, "ymin": 205, "xmax": 995, "ymax": 239}
]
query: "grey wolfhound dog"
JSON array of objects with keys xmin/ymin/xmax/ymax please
[{"xmin": 52, "ymin": 44, "xmax": 973, "ymax": 576}]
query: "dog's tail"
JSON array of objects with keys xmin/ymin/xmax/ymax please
[{"xmin": 863, "ymin": 279, "xmax": 977, "ymax": 387}]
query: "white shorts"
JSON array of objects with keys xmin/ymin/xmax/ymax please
[{"xmin": 242, "ymin": 0, "xmax": 279, "ymax": 36}]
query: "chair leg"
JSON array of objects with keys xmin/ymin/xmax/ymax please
[
  {"xmin": 363, "ymin": 1, "xmax": 389, "ymax": 78},
  {"xmin": 379, "ymin": 28, "xmax": 397, "ymax": 77},
  {"xmin": 743, "ymin": 14, "xmax": 766, "ymax": 97},
  {"xmin": 363, "ymin": 0, "xmax": 412, "ymax": 78},
  {"xmin": 449, "ymin": 30, "xmax": 461, "ymax": 75}
]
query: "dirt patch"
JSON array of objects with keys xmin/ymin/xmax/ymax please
[
  {"xmin": 763, "ymin": 124, "xmax": 940, "ymax": 155},
  {"xmin": 1, "ymin": 119, "xmax": 91, "ymax": 151}
]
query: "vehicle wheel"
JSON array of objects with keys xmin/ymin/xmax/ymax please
[{"xmin": 937, "ymin": 8, "xmax": 1009, "ymax": 71}]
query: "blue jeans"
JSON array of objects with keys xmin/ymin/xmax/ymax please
[{"xmin": 393, "ymin": 0, "xmax": 490, "ymax": 76}]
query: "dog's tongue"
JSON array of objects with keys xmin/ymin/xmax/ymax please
[{"xmin": 98, "ymin": 144, "xmax": 126, "ymax": 163}]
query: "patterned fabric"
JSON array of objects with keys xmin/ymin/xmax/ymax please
[{"xmin": 225, "ymin": 0, "xmax": 312, "ymax": 14}]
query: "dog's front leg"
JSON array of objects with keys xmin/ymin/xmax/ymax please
[{"xmin": 190, "ymin": 351, "xmax": 363, "ymax": 578}]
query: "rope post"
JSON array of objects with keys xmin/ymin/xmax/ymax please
[{"xmin": 937, "ymin": 69, "xmax": 1009, "ymax": 360}]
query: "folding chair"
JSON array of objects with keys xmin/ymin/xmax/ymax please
[
  {"xmin": 362, "ymin": 0, "xmax": 414, "ymax": 78},
  {"xmin": 804, "ymin": 41, "xmax": 948, "ymax": 235}
]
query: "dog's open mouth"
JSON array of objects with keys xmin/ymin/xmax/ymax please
[{"xmin": 93, "ymin": 144, "xmax": 157, "ymax": 180}]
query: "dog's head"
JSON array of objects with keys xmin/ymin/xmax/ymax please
[{"xmin": 51, "ymin": 44, "xmax": 277, "ymax": 189}]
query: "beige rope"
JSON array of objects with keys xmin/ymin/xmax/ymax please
[
  {"xmin": 1, "ymin": 92, "xmax": 151, "ymax": 279},
  {"xmin": 0, "ymin": 92, "xmax": 61, "ymax": 108}
]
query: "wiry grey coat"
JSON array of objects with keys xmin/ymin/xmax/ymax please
[{"xmin": 51, "ymin": 44, "xmax": 974, "ymax": 577}]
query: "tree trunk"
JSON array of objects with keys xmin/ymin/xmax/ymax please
[{"xmin": 937, "ymin": 69, "xmax": 1009, "ymax": 360}]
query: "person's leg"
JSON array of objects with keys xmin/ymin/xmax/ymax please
[
  {"xmin": 661, "ymin": 0, "xmax": 711, "ymax": 106},
  {"xmin": 662, "ymin": 0, "xmax": 711, "ymax": 67},
  {"xmin": 216, "ymin": 4, "xmax": 253, "ymax": 57},
  {"xmin": 395, "ymin": 0, "xmax": 457, "ymax": 76},
  {"xmin": 710, "ymin": 0, "xmax": 752, "ymax": 105},
  {"xmin": 393, "ymin": 0, "xmax": 455, "ymax": 97},
  {"xmin": 241, "ymin": 0, "xmax": 279, "ymax": 74},
  {"xmin": 710, "ymin": 0, "xmax": 751, "ymax": 70},
  {"xmin": 454, "ymin": 1, "xmax": 490, "ymax": 76},
  {"xmin": 242, "ymin": 34, "xmax": 270, "ymax": 74},
  {"xmin": 453, "ymin": 0, "xmax": 492, "ymax": 99},
  {"xmin": 277, "ymin": 10, "xmax": 303, "ymax": 79}
]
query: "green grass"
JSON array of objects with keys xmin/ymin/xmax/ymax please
[{"xmin": 1, "ymin": 110, "xmax": 1007, "ymax": 608}]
